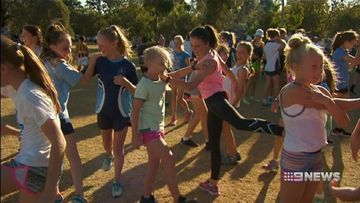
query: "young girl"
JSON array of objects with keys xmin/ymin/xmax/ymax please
[
  {"xmin": 221, "ymin": 41, "xmax": 254, "ymax": 165},
  {"xmin": 331, "ymin": 30, "xmax": 360, "ymax": 136},
  {"xmin": 42, "ymin": 22, "xmax": 88, "ymax": 202},
  {"xmin": 131, "ymin": 46, "xmax": 194, "ymax": 203},
  {"xmin": 75, "ymin": 35, "xmax": 89, "ymax": 70},
  {"xmin": 20, "ymin": 24, "xmax": 43, "ymax": 57},
  {"xmin": 85, "ymin": 25, "xmax": 138, "ymax": 198},
  {"xmin": 279, "ymin": 33, "xmax": 349, "ymax": 202},
  {"xmin": 1, "ymin": 36, "xmax": 66, "ymax": 203},
  {"xmin": 170, "ymin": 35, "xmax": 192, "ymax": 126},
  {"xmin": 164, "ymin": 25, "xmax": 283, "ymax": 197}
]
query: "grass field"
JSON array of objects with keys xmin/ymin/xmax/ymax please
[{"xmin": 1, "ymin": 46, "xmax": 359, "ymax": 202}]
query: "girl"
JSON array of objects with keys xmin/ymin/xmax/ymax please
[
  {"xmin": 20, "ymin": 24, "xmax": 43, "ymax": 56},
  {"xmin": 221, "ymin": 41, "xmax": 254, "ymax": 165},
  {"xmin": 75, "ymin": 35, "xmax": 89, "ymax": 71},
  {"xmin": 85, "ymin": 25, "xmax": 138, "ymax": 198},
  {"xmin": 131, "ymin": 46, "xmax": 194, "ymax": 203},
  {"xmin": 164, "ymin": 25, "xmax": 283, "ymax": 197},
  {"xmin": 331, "ymin": 30, "xmax": 360, "ymax": 136},
  {"xmin": 279, "ymin": 33, "xmax": 349, "ymax": 203},
  {"xmin": 1, "ymin": 36, "xmax": 66, "ymax": 203},
  {"xmin": 219, "ymin": 31, "xmax": 237, "ymax": 68},
  {"xmin": 42, "ymin": 22, "xmax": 88, "ymax": 202},
  {"xmin": 170, "ymin": 35, "xmax": 192, "ymax": 126},
  {"xmin": 262, "ymin": 28, "xmax": 286, "ymax": 106}
]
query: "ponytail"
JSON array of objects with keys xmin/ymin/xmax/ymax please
[
  {"xmin": 43, "ymin": 22, "xmax": 70, "ymax": 60},
  {"xmin": 331, "ymin": 30, "xmax": 358, "ymax": 54}
]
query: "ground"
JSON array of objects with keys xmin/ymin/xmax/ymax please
[{"xmin": 1, "ymin": 46, "xmax": 359, "ymax": 202}]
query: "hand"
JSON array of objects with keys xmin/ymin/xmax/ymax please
[
  {"xmin": 89, "ymin": 53, "xmax": 102, "ymax": 64},
  {"xmin": 132, "ymin": 133, "xmax": 142, "ymax": 149},
  {"xmin": 351, "ymin": 128, "xmax": 360, "ymax": 162},
  {"xmin": 113, "ymin": 75, "xmax": 130, "ymax": 86},
  {"xmin": 159, "ymin": 72, "xmax": 168, "ymax": 81}
]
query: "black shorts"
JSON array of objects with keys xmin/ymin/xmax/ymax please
[
  {"xmin": 336, "ymin": 87, "xmax": 349, "ymax": 94},
  {"xmin": 265, "ymin": 70, "xmax": 281, "ymax": 77},
  {"xmin": 60, "ymin": 118, "xmax": 75, "ymax": 135},
  {"xmin": 97, "ymin": 113, "xmax": 130, "ymax": 132}
]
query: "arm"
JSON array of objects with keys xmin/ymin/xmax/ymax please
[
  {"xmin": 343, "ymin": 53, "xmax": 360, "ymax": 67},
  {"xmin": 1, "ymin": 124, "xmax": 20, "ymax": 136},
  {"xmin": 131, "ymin": 99, "xmax": 144, "ymax": 149},
  {"xmin": 277, "ymin": 38, "xmax": 286, "ymax": 51},
  {"xmin": 214, "ymin": 51, "xmax": 238, "ymax": 91},
  {"xmin": 231, "ymin": 69, "xmax": 247, "ymax": 106},
  {"xmin": 330, "ymin": 180, "xmax": 360, "ymax": 202},
  {"xmin": 113, "ymin": 76, "xmax": 136, "ymax": 95},
  {"xmin": 168, "ymin": 65, "xmax": 193, "ymax": 78},
  {"xmin": 78, "ymin": 53, "xmax": 101, "ymax": 85},
  {"xmin": 37, "ymin": 119, "xmax": 66, "ymax": 202},
  {"xmin": 351, "ymin": 119, "xmax": 360, "ymax": 161},
  {"xmin": 334, "ymin": 98, "xmax": 360, "ymax": 112}
]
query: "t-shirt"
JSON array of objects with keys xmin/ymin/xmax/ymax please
[
  {"xmin": 332, "ymin": 48, "xmax": 349, "ymax": 90},
  {"xmin": 44, "ymin": 59, "xmax": 81, "ymax": 120},
  {"xmin": 264, "ymin": 41, "xmax": 280, "ymax": 72},
  {"xmin": 4, "ymin": 79, "xmax": 59, "ymax": 167},
  {"xmin": 134, "ymin": 76, "xmax": 166, "ymax": 132},
  {"xmin": 184, "ymin": 40, "xmax": 192, "ymax": 56},
  {"xmin": 173, "ymin": 50, "xmax": 190, "ymax": 71},
  {"xmin": 94, "ymin": 57, "xmax": 138, "ymax": 117}
]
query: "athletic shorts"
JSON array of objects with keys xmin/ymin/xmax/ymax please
[
  {"xmin": 1, "ymin": 159, "xmax": 48, "ymax": 194},
  {"xmin": 265, "ymin": 70, "xmax": 281, "ymax": 77},
  {"xmin": 280, "ymin": 149, "xmax": 323, "ymax": 172},
  {"xmin": 97, "ymin": 113, "xmax": 130, "ymax": 132},
  {"xmin": 140, "ymin": 130, "xmax": 165, "ymax": 145},
  {"xmin": 60, "ymin": 118, "xmax": 75, "ymax": 135}
]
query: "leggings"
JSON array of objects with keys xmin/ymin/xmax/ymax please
[{"xmin": 204, "ymin": 91, "xmax": 283, "ymax": 180}]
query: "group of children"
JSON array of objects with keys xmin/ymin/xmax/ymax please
[{"xmin": 1, "ymin": 21, "xmax": 360, "ymax": 203}]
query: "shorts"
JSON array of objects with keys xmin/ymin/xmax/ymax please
[
  {"xmin": 1, "ymin": 159, "xmax": 48, "ymax": 194},
  {"xmin": 280, "ymin": 149, "xmax": 323, "ymax": 172},
  {"xmin": 97, "ymin": 113, "xmax": 130, "ymax": 131},
  {"xmin": 60, "ymin": 118, "xmax": 75, "ymax": 135},
  {"xmin": 265, "ymin": 70, "xmax": 281, "ymax": 77},
  {"xmin": 141, "ymin": 130, "xmax": 165, "ymax": 145},
  {"xmin": 335, "ymin": 87, "xmax": 349, "ymax": 94}
]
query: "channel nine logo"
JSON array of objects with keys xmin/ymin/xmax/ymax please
[{"xmin": 282, "ymin": 172, "xmax": 341, "ymax": 182}]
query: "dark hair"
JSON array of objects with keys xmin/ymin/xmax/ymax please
[
  {"xmin": 331, "ymin": 30, "xmax": 358, "ymax": 54},
  {"xmin": 98, "ymin": 25, "xmax": 133, "ymax": 57},
  {"xmin": 43, "ymin": 22, "xmax": 70, "ymax": 60},
  {"xmin": 266, "ymin": 28, "xmax": 280, "ymax": 39},
  {"xmin": 79, "ymin": 35, "xmax": 85, "ymax": 42},
  {"xmin": 279, "ymin": 28, "xmax": 287, "ymax": 35},
  {"xmin": 22, "ymin": 25, "xmax": 43, "ymax": 46},
  {"xmin": 190, "ymin": 24, "xmax": 219, "ymax": 49},
  {"xmin": 220, "ymin": 31, "xmax": 236, "ymax": 47},
  {"xmin": 1, "ymin": 35, "xmax": 61, "ymax": 113}
]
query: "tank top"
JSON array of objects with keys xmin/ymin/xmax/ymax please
[
  {"xmin": 223, "ymin": 64, "xmax": 249, "ymax": 107},
  {"xmin": 197, "ymin": 51, "xmax": 224, "ymax": 99},
  {"xmin": 280, "ymin": 85, "xmax": 327, "ymax": 153}
]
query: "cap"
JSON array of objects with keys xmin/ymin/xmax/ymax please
[{"xmin": 254, "ymin": 29, "xmax": 264, "ymax": 37}]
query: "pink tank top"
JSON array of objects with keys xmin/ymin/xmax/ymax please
[{"xmin": 197, "ymin": 52, "xmax": 224, "ymax": 99}]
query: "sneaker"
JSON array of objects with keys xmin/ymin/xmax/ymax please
[
  {"xmin": 71, "ymin": 194, "xmax": 88, "ymax": 203},
  {"xmin": 169, "ymin": 117, "xmax": 177, "ymax": 126},
  {"xmin": 199, "ymin": 180, "xmax": 219, "ymax": 196},
  {"xmin": 221, "ymin": 154, "xmax": 239, "ymax": 165},
  {"xmin": 235, "ymin": 152, "xmax": 241, "ymax": 161},
  {"xmin": 178, "ymin": 195, "xmax": 198, "ymax": 203},
  {"xmin": 262, "ymin": 159, "xmax": 279, "ymax": 171},
  {"xmin": 112, "ymin": 181, "xmax": 123, "ymax": 198},
  {"xmin": 242, "ymin": 98, "xmax": 251, "ymax": 105},
  {"xmin": 331, "ymin": 129, "xmax": 351, "ymax": 137},
  {"xmin": 140, "ymin": 194, "xmax": 157, "ymax": 203},
  {"xmin": 181, "ymin": 138, "xmax": 199, "ymax": 147},
  {"xmin": 184, "ymin": 110, "xmax": 193, "ymax": 123},
  {"xmin": 54, "ymin": 194, "xmax": 64, "ymax": 203},
  {"xmin": 102, "ymin": 155, "xmax": 113, "ymax": 171}
]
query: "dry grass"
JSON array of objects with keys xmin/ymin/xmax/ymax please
[{"xmin": 1, "ymin": 73, "xmax": 359, "ymax": 203}]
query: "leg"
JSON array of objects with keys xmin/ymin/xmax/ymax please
[
  {"xmin": 272, "ymin": 74, "xmax": 281, "ymax": 97},
  {"xmin": 1, "ymin": 165, "xmax": 18, "ymax": 195},
  {"xmin": 171, "ymin": 87, "xmax": 178, "ymax": 122},
  {"xmin": 183, "ymin": 99, "xmax": 201, "ymax": 139},
  {"xmin": 177, "ymin": 89, "xmax": 191, "ymax": 115},
  {"xmin": 301, "ymin": 181, "xmax": 320, "ymax": 203},
  {"xmin": 64, "ymin": 134, "xmax": 84, "ymax": 196},
  {"xmin": 113, "ymin": 128, "xmax": 128, "ymax": 182},
  {"xmin": 208, "ymin": 109, "xmax": 223, "ymax": 182},
  {"xmin": 101, "ymin": 129, "xmax": 113, "ymax": 156},
  {"xmin": 280, "ymin": 179, "xmax": 306, "ymax": 203},
  {"xmin": 273, "ymin": 119, "xmax": 285, "ymax": 161},
  {"xmin": 262, "ymin": 75, "xmax": 271, "ymax": 104},
  {"xmin": 143, "ymin": 145, "xmax": 161, "ymax": 198},
  {"xmin": 222, "ymin": 122, "xmax": 237, "ymax": 155}
]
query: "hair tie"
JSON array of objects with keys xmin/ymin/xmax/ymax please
[{"xmin": 16, "ymin": 43, "xmax": 21, "ymax": 50}]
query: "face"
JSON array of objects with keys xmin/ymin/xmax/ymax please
[
  {"xmin": 147, "ymin": 56, "xmax": 168, "ymax": 75},
  {"xmin": 50, "ymin": 35, "xmax": 72, "ymax": 59},
  {"xmin": 174, "ymin": 38, "xmax": 182, "ymax": 49},
  {"xmin": 294, "ymin": 52, "xmax": 324, "ymax": 84},
  {"xmin": 20, "ymin": 29, "xmax": 37, "ymax": 47},
  {"xmin": 97, "ymin": 34, "xmax": 118, "ymax": 57},
  {"xmin": 236, "ymin": 46, "xmax": 250, "ymax": 65},
  {"xmin": 219, "ymin": 50, "xmax": 229, "ymax": 62},
  {"xmin": 190, "ymin": 37, "xmax": 210, "ymax": 58},
  {"xmin": 343, "ymin": 39, "xmax": 357, "ymax": 49}
]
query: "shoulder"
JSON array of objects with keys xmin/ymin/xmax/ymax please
[
  {"xmin": 315, "ymin": 85, "xmax": 332, "ymax": 97},
  {"xmin": 22, "ymin": 83, "xmax": 53, "ymax": 109},
  {"xmin": 123, "ymin": 58, "xmax": 136, "ymax": 68}
]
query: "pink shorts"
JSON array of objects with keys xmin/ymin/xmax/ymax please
[{"xmin": 141, "ymin": 130, "xmax": 165, "ymax": 145}]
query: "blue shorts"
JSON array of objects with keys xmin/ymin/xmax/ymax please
[
  {"xmin": 97, "ymin": 113, "xmax": 130, "ymax": 132},
  {"xmin": 60, "ymin": 118, "xmax": 75, "ymax": 135}
]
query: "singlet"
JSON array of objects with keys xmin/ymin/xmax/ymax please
[{"xmin": 223, "ymin": 64, "xmax": 249, "ymax": 107}]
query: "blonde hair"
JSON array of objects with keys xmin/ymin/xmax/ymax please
[
  {"xmin": 144, "ymin": 46, "xmax": 173, "ymax": 72},
  {"xmin": 174, "ymin": 35, "xmax": 184, "ymax": 44},
  {"xmin": 285, "ymin": 34, "xmax": 326, "ymax": 74},
  {"xmin": 98, "ymin": 25, "xmax": 134, "ymax": 57}
]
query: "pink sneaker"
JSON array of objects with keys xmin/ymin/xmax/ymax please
[
  {"xmin": 199, "ymin": 180, "xmax": 219, "ymax": 196},
  {"xmin": 184, "ymin": 110, "xmax": 193, "ymax": 123}
]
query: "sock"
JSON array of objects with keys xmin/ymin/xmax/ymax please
[{"xmin": 182, "ymin": 136, "xmax": 192, "ymax": 141}]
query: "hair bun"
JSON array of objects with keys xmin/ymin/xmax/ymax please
[{"xmin": 288, "ymin": 34, "xmax": 311, "ymax": 50}]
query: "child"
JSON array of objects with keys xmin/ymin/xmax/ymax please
[
  {"xmin": 42, "ymin": 22, "xmax": 88, "ymax": 202},
  {"xmin": 279, "ymin": 33, "xmax": 349, "ymax": 202},
  {"xmin": 20, "ymin": 24, "xmax": 43, "ymax": 57},
  {"xmin": 75, "ymin": 35, "xmax": 89, "ymax": 71},
  {"xmin": 1, "ymin": 36, "xmax": 66, "ymax": 203},
  {"xmin": 164, "ymin": 25, "xmax": 283, "ymax": 197},
  {"xmin": 131, "ymin": 46, "xmax": 195, "ymax": 203},
  {"xmin": 85, "ymin": 25, "xmax": 138, "ymax": 198},
  {"xmin": 331, "ymin": 30, "xmax": 360, "ymax": 136},
  {"xmin": 221, "ymin": 41, "xmax": 254, "ymax": 165},
  {"xmin": 170, "ymin": 35, "xmax": 192, "ymax": 126}
]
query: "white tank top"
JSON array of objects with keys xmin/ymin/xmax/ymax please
[
  {"xmin": 223, "ymin": 64, "xmax": 249, "ymax": 107},
  {"xmin": 280, "ymin": 90, "xmax": 327, "ymax": 153}
]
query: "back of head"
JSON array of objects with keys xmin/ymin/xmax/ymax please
[
  {"xmin": 266, "ymin": 28, "xmax": 280, "ymax": 39},
  {"xmin": 22, "ymin": 24, "xmax": 43, "ymax": 46},
  {"xmin": 98, "ymin": 25, "xmax": 133, "ymax": 57},
  {"xmin": 331, "ymin": 30, "xmax": 358, "ymax": 54},
  {"xmin": 79, "ymin": 35, "xmax": 85, "ymax": 42},
  {"xmin": 190, "ymin": 24, "xmax": 219, "ymax": 49}
]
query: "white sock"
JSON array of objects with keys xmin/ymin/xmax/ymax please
[{"xmin": 182, "ymin": 136, "xmax": 192, "ymax": 141}]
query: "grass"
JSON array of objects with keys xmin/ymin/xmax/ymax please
[{"xmin": 1, "ymin": 59, "xmax": 359, "ymax": 202}]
